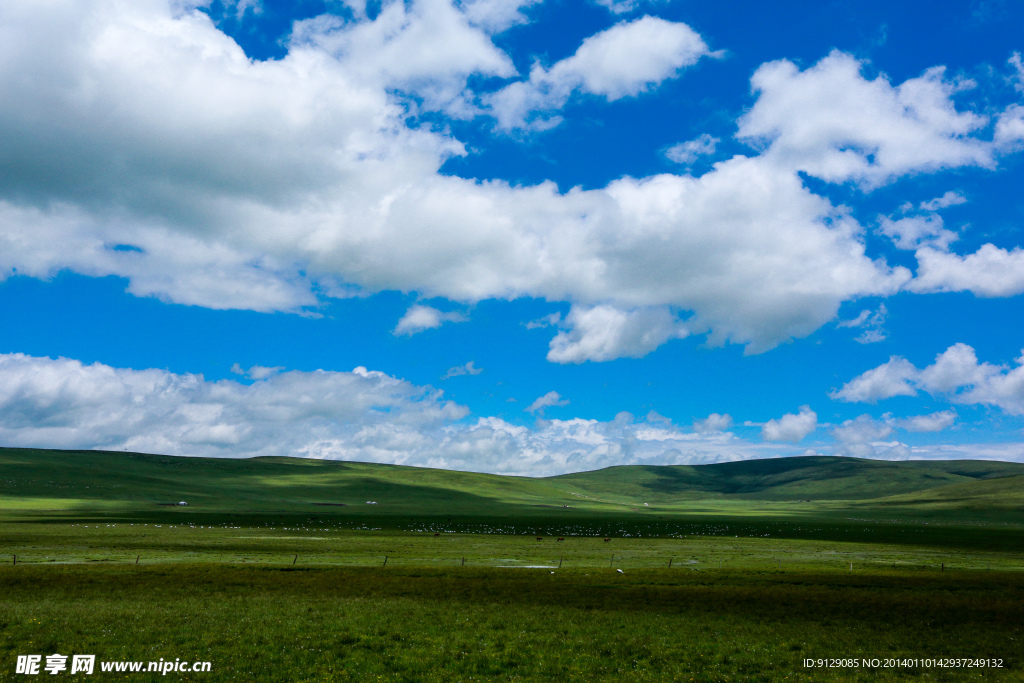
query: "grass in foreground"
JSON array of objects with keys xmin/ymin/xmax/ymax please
[{"xmin": 1, "ymin": 564, "xmax": 1021, "ymax": 682}]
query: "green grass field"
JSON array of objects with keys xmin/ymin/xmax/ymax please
[{"xmin": 2, "ymin": 447, "xmax": 1024, "ymax": 680}]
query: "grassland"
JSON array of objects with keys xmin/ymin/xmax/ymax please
[{"xmin": 2, "ymin": 447, "xmax": 1024, "ymax": 680}]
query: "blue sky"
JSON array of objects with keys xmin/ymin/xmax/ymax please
[{"xmin": 0, "ymin": 0, "xmax": 1022, "ymax": 474}]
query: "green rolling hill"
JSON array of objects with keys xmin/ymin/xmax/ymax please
[
  {"xmin": 553, "ymin": 456, "xmax": 1024, "ymax": 503},
  {"xmin": 2, "ymin": 446, "xmax": 1023, "ymax": 519}
]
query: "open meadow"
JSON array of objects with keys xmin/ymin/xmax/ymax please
[{"xmin": 2, "ymin": 447, "xmax": 1024, "ymax": 681}]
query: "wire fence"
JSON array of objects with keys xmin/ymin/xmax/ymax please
[{"xmin": 4, "ymin": 552, "xmax": 1020, "ymax": 572}]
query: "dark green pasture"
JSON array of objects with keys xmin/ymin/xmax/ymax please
[{"xmin": 1, "ymin": 562, "xmax": 1021, "ymax": 682}]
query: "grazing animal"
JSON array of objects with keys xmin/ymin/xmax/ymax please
[
  {"xmin": 537, "ymin": 537, "xmax": 543, "ymax": 541},
  {"xmin": 557, "ymin": 537, "xmax": 565, "ymax": 542},
  {"xmin": 434, "ymin": 533, "xmax": 440, "ymax": 537},
  {"xmin": 603, "ymin": 538, "xmax": 611, "ymax": 542}
]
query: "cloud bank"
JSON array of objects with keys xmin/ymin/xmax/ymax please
[{"xmin": 0, "ymin": 353, "xmax": 810, "ymax": 475}]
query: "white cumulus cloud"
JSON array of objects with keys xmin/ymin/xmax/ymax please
[
  {"xmin": 0, "ymin": 353, "xmax": 466, "ymax": 458},
  {"xmin": 394, "ymin": 305, "xmax": 466, "ymax": 335},
  {"xmin": 693, "ymin": 413, "xmax": 733, "ymax": 433},
  {"xmin": 664, "ymin": 133, "xmax": 719, "ymax": 165},
  {"xmin": 487, "ymin": 16, "xmax": 711, "ymax": 130},
  {"xmin": 895, "ymin": 410, "xmax": 957, "ymax": 433},
  {"xmin": 834, "ymin": 343, "xmax": 1024, "ymax": 414},
  {"xmin": 830, "ymin": 356, "xmax": 919, "ymax": 403},
  {"xmin": 547, "ymin": 304, "xmax": 687, "ymax": 363},
  {"xmin": 738, "ymin": 51, "xmax": 994, "ymax": 188},
  {"xmin": 761, "ymin": 406, "xmax": 817, "ymax": 443},
  {"xmin": 832, "ymin": 416, "xmax": 895, "ymax": 458},
  {"xmin": 909, "ymin": 245, "xmax": 1024, "ymax": 297}
]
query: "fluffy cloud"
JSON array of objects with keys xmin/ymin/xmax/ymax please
[
  {"xmin": 832, "ymin": 416, "xmax": 895, "ymax": 458},
  {"xmin": 880, "ymin": 215, "xmax": 958, "ymax": 251},
  {"xmin": 895, "ymin": 410, "xmax": 957, "ymax": 433},
  {"xmin": 909, "ymin": 245, "xmax": 1024, "ymax": 297},
  {"xmin": 919, "ymin": 191, "xmax": 967, "ymax": 212},
  {"xmin": 738, "ymin": 51, "xmax": 993, "ymax": 188},
  {"xmin": 834, "ymin": 343, "xmax": 1024, "ymax": 414},
  {"xmin": 830, "ymin": 411, "xmax": 956, "ymax": 458},
  {"xmin": 394, "ymin": 305, "xmax": 466, "ymax": 335},
  {"xmin": 761, "ymin": 406, "xmax": 817, "ymax": 443},
  {"xmin": 664, "ymin": 134, "xmax": 719, "ymax": 165},
  {"xmin": 487, "ymin": 16, "xmax": 711, "ymax": 129},
  {"xmin": 0, "ymin": 353, "xmax": 466, "ymax": 459},
  {"xmin": 692, "ymin": 413, "xmax": 732, "ymax": 433},
  {"xmin": 291, "ymin": 0, "xmax": 519, "ymax": 116},
  {"xmin": 547, "ymin": 305, "xmax": 687, "ymax": 363},
  {"xmin": 830, "ymin": 356, "xmax": 918, "ymax": 403}
]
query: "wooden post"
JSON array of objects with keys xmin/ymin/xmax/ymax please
[
  {"xmin": 461, "ymin": 557, "xmax": 465, "ymax": 566},
  {"xmin": 135, "ymin": 555, "xmax": 140, "ymax": 565},
  {"xmin": 941, "ymin": 563, "xmax": 944, "ymax": 572},
  {"xmin": 558, "ymin": 558, "xmax": 562, "ymax": 568},
  {"xmin": 292, "ymin": 554, "xmax": 297, "ymax": 565},
  {"xmin": 668, "ymin": 558, "xmax": 672, "ymax": 568},
  {"xmin": 383, "ymin": 556, "xmax": 388, "ymax": 567}
]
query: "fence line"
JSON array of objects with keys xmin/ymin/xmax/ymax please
[{"xmin": 4, "ymin": 552, "xmax": 1019, "ymax": 572}]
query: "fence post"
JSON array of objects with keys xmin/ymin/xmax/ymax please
[
  {"xmin": 383, "ymin": 556, "xmax": 388, "ymax": 567},
  {"xmin": 849, "ymin": 562, "xmax": 853, "ymax": 571},
  {"xmin": 668, "ymin": 558, "xmax": 672, "ymax": 568},
  {"xmin": 558, "ymin": 558, "xmax": 562, "ymax": 568},
  {"xmin": 941, "ymin": 563, "xmax": 944, "ymax": 572},
  {"xmin": 292, "ymin": 554, "xmax": 297, "ymax": 565},
  {"xmin": 461, "ymin": 557, "xmax": 465, "ymax": 566},
  {"xmin": 136, "ymin": 555, "xmax": 140, "ymax": 565}
]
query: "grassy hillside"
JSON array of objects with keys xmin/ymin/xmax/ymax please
[
  {"xmin": 4, "ymin": 446, "xmax": 1024, "ymax": 509},
  {"xmin": 554, "ymin": 456, "xmax": 1024, "ymax": 503},
  {"xmin": 6, "ymin": 446, "xmax": 1024, "ymax": 540}
]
